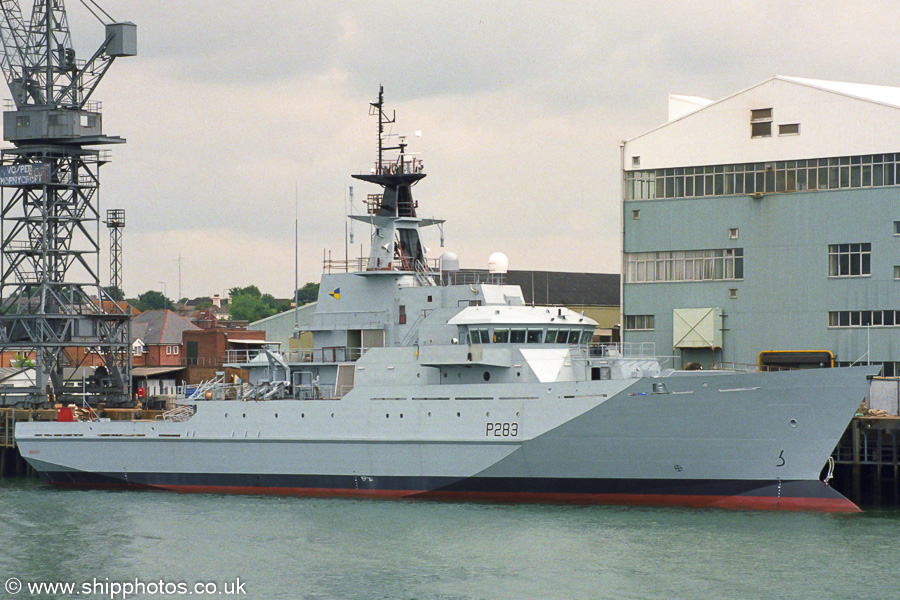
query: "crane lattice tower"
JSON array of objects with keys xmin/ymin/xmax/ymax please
[
  {"xmin": 106, "ymin": 208, "xmax": 123, "ymax": 295},
  {"xmin": 0, "ymin": 1, "xmax": 136, "ymax": 406}
]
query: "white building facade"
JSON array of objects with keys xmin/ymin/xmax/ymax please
[{"xmin": 622, "ymin": 77, "xmax": 900, "ymax": 373}]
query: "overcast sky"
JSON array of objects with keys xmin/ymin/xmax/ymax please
[{"xmin": 19, "ymin": 1, "xmax": 900, "ymax": 299}]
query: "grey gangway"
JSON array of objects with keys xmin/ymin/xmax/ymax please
[{"xmin": 0, "ymin": 1, "xmax": 136, "ymax": 406}]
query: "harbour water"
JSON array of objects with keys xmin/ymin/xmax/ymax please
[{"xmin": 1, "ymin": 478, "xmax": 898, "ymax": 600}]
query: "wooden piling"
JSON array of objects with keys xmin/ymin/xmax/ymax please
[
  {"xmin": 851, "ymin": 419, "xmax": 861, "ymax": 504},
  {"xmin": 891, "ymin": 431, "xmax": 900, "ymax": 506},
  {"xmin": 832, "ymin": 416, "xmax": 900, "ymax": 507},
  {"xmin": 874, "ymin": 428, "xmax": 883, "ymax": 506}
]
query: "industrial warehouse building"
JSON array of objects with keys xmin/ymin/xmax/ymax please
[{"xmin": 622, "ymin": 76, "xmax": 900, "ymax": 375}]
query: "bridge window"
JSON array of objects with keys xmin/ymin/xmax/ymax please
[
  {"xmin": 469, "ymin": 327, "xmax": 489, "ymax": 344},
  {"xmin": 510, "ymin": 329, "xmax": 526, "ymax": 343},
  {"xmin": 526, "ymin": 329, "xmax": 544, "ymax": 343},
  {"xmin": 493, "ymin": 329, "xmax": 509, "ymax": 343}
]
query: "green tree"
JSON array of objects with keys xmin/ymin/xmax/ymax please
[
  {"xmin": 229, "ymin": 292, "xmax": 276, "ymax": 322},
  {"xmin": 12, "ymin": 353, "xmax": 35, "ymax": 368},
  {"xmin": 296, "ymin": 282, "xmax": 319, "ymax": 305},
  {"xmin": 229, "ymin": 285, "xmax": 262, "ymax": 298},
  {"xmin": 130, "ymin": 290, "xmax": 174, "ymax": 311},
  {"xmin": 102, "ymin": 286, "xmax": 125, "ymax": 301}
]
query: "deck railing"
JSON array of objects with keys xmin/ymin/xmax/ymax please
[
  {"xmin": 588, "ymin": 342, "xmax": 657, "ymax": 358},
  {"xmin": 296, "ymin": 347, "xmax": 365, "ymax": 363}
]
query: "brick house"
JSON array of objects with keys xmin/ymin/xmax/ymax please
[
  {"xmin": 182, "ymin": 327, "xmax": 268, "ymax": 385},
  {"xmin": 131, "ymin": 310, "xmax": 200, "ymax": 399}
]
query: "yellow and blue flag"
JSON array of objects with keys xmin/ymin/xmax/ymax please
[{"xmin": 328, "ymin": 288, "xmax": 340, "ymax": 300}]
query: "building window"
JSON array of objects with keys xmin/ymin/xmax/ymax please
[
  {"xmin": 173, "ymin": 346, "xmax": 179, "ymax": 355},
  {"xmin": 166, "ymin": 346, "xmax": 172, "ymax": 355},
  {"xmin": 632, "ymin": 156, "xmax": 641, "ymax": 167},
  {"xmin": 624, "ymin": 152, "xmax": 900, "ymax": 201},
  {"xmin": 625, "ymin": 248, "xmax": 743, "ymax": 283},
  {"xmin": 625, "ymin": 315, "xmax": 655, "ymax": 330},
  {"xmin": 632, "ymin": 209, "xmax": 641, "ymax": 220},
  {"xmin": 829, "ymin": 310, "xmax": 898, "ymax": 327},
  {"xmin": 398, "ymin": 305, "xmax": 406, "ymax": 325},
  {"xmin": 728, "ymin": 228, "xmax": 739, "ymax": 240},
  {"xmin": 779, "ymin": 123, "xmax": 800, "ymax": 136},
  {"xmin": 751, "ymin": 122, "xmax": 772, "ymax": 138},
  {"xmin": 828, "ymin": 243, "xmax": 871, "ymax": 277},
  {"xmin": 729, "ymin": 288, "xmax": 738, "ymax": 299},
  {"xmin": 751, "ymin": 108, "xmax": 772, "ymax": 138}
]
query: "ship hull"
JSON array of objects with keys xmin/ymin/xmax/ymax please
[
  {"xmin": 32, "ymin": 468, "xmax": 856, "ymax": 512},
  {"xmin": 15, "ymin": 366, "xmax": 878, "ymax": 512}
]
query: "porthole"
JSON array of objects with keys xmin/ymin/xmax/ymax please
[
  {"xmin": 400, "ymin": 413, "xmax": 404, "ymax": 419},
  {"xmin": 386, "ymin": 413, "xmax": 390, "ymax": 419},
  {"xmin": 275, "ymin": 413, "xmax": 278, "ymax": 418},
  {"xmin": 790, "ymin": 419, "xmax": 798, "ymax": 428},
  {"xmin": 483, "ymin": 372, "xmax": 491, "ymax": 381},
  {"xmin": 242, "ymin": 413, "xmax": 246, "ymax": 418},
  {"xmin": 427, "ymin": 412, "xmax": 432, "ymax": 417},
  {"xmin": 457, "ymin": 412, "xmax": 461, "ymax": 417},
  {"xmin": 301, "ymin": 413, "xmax": 305, "ymax": 418},
  {"xmin": 331, "ymin": 413, "xmax": 334, "ymax": 418}
]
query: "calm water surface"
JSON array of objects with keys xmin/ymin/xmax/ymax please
[{"xmin": 1, "ymin": 478, "xmax": 898, "ymax": 600}]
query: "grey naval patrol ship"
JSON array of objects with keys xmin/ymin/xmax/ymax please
[{"xmin": 16, "ymin": 88, "xmax": 878, "ymax": 512}]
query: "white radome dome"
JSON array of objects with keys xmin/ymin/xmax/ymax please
[
  {"xmin": 440, "ymin": 251, "xmax": 460, "ymax": 272},
  {"xmin": 488, "ymin": 252, "xmax": 509, "ymax": 274}
]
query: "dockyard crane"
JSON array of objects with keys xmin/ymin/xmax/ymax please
[{"xmin": 0, "ymin": 1, "xmax": 135, "ymax": 407}]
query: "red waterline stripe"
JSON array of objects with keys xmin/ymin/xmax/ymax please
[
  {"xmin": 417, "ymin": 490, "xmax": 860, "ymax": 513},
  {"xmin": 52, "ymin": 482, "xmax": 860, "ymax": 513}
]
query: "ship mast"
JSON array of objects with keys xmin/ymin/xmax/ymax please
[
  {"xmin": 350, "ymin": 86, "xmax": 442, "ymax": 278},
  {"xmin": 353, "ymin": 84, "xmax": 424, "ymax": 218}
]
